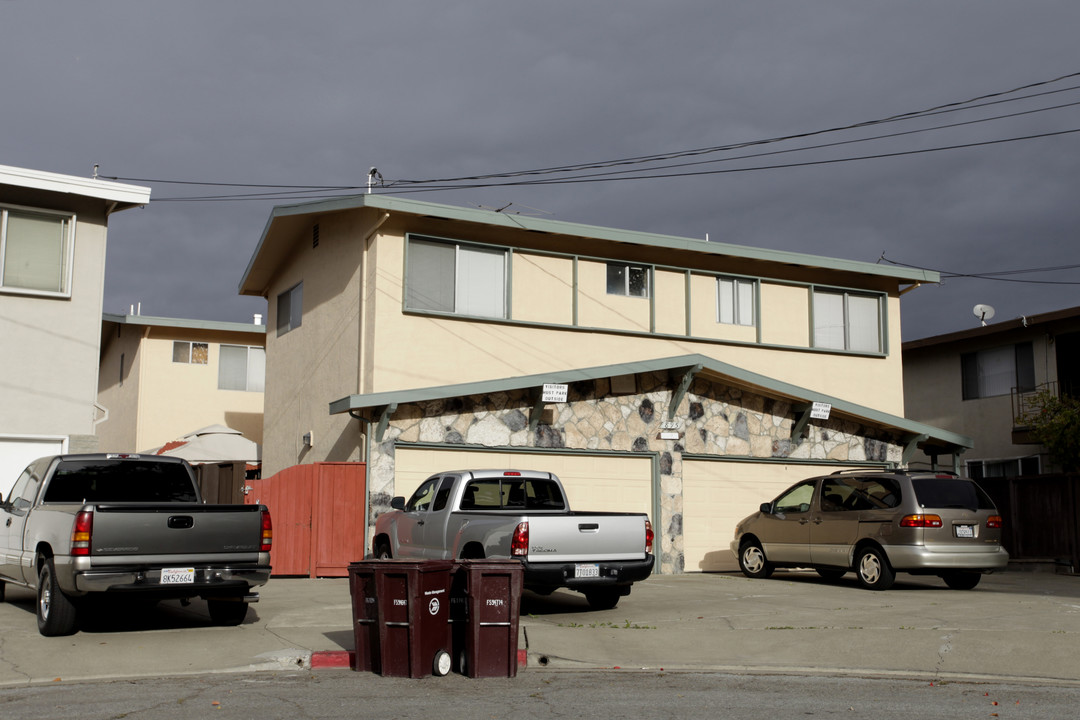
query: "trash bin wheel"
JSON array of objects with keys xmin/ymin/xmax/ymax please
[{"xmin": 433, "ymin": 649, "xmax": 452, "ymax": 676}]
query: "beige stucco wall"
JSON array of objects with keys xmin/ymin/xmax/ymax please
[
  {"xmin": 262, "ymin": 210, "xmax": 364, "ymax": 474},
  {"xmin": 96, "ymin": 323, "xmax": 144, "ymax": 451},
  {"xmin": 0, "ymin": 196, "xmax": 109, "ymax": 441}
]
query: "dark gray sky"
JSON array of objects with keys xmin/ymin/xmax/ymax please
[{"xmin": 4, "ymin": 1, "xmax": 1079, "ymax": 340}]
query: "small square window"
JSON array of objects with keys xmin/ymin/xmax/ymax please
[
  {"xmin": 606, "ymin": 263, "xmax": 649, "ymax": 298},
  {"xmin": 717, "ymin": 277, "xmax": 755, "ymax": 326},
  {"xmin": 1, "ymin": 206, "xmax": 74, "ymax": 295},
  {"xmin": 172, "ymin": 341, "xmax": 208, "ymax": 365}
]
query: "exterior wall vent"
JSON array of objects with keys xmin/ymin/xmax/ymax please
[{"xmin": 313, "ymin": 223, "xmax": 320, "ymax": 249}]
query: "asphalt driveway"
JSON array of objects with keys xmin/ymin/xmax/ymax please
[{"xmin": 1, "ymin": 569, "xmax": 1077, "ymax": 686}]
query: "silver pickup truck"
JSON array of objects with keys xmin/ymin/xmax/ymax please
[
  {"xmin": 373, "ymin": 469, "xmax": 654, "ymax": 609},
  {"xmin": 0, "ymin": 453, "xmax": 272, "ymax": 636}
]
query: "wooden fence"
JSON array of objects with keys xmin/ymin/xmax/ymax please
[{"xmin": 978, "ymin": 474, "xmax": 1080, "ymax": 573}]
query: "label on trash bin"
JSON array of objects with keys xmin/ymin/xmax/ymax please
[{"xmin": 428, "ymin": 598, "xmax": 441, "ymax": 616}]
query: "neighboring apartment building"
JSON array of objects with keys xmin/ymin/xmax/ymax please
[
  {"xmin": 97, "ymin": 313, "xmax": 266, "ymax": 454},
  {"xmin": 238, "ymin": 194, "xmax": 968, "ymax": 573},
  {"xmin": 903, "ymin": 306, "xmax": 1080, "ymax": 478},
  {"xmin": 0, "ymin": 164, "xmax": 150, "ymax": 496}
]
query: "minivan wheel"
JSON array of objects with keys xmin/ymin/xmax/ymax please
[
  {"xmin": 941, "ymin": 571, "xmax": 981, "ymax": 590},
  {"xmin": 739, "ymin": 541, "xmax": 774, "ymax": 579},
  {"xmin": 815, "ymin": 568, "xmax": 847, "ymax": 581},
  {"xmin": 855, "ymin": 547, "xmax": 895, "ymax": 591}
]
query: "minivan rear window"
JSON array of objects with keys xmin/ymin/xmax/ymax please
[{"xmin": 911, "ymin": 477, "xmax": 995, "ymax": 511}]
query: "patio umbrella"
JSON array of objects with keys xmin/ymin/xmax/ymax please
[{"xmin": 145, "ymin": 424, "xmax": 261, "ymax": 464}]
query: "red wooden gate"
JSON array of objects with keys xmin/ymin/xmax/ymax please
[{"xmin": 245, "ymin": 462, "xmax": 367, "ymax": 577}]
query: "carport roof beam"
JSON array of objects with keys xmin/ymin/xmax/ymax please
[{"xmin": 668, "ymin": 364, "xmax": 703, "ymax": 420}]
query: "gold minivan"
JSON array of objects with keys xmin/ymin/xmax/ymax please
[{"xmin": 731, "ymin": 470, "xmax": 1009, "ymax": 590}]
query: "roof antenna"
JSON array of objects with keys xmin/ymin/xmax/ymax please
[
  {"xmin": 92, "ymin": 164, "xmax": 99, "ymax": 179},
  {"xmin": 367, "ymin": 167, "xmax": 382, "ymax": 194}
]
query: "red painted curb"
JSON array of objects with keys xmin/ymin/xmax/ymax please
[{"xmin": 311, "ymin": 650, "xmax": 352, "ymax": 668}]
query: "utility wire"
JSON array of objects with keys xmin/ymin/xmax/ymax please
[{"xmin": 881, "ymin": 255, "xmax": 1080, "ymax": 285}]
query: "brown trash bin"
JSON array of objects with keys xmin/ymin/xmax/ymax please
[
  {"xmin": 453, "ymin": 559, "xmax": 524, "ymax": 678},
  {"xmin": 346, "ymin": 561, "xmax": 380, "ymax": 672},
  {"xmin": 372, "ymin": 559, "xmax": 455, "ymax": 678}
]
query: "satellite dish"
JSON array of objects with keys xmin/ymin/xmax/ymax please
[{"xmin": 973, "ymin": 304, "xmax": 996, "ymax": 326}]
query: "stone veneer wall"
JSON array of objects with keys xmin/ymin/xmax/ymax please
[{"xmin": 367, "ymin": 371, "xmax": 904, "ymax": 574}]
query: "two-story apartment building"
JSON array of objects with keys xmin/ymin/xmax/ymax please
[
  {"xmin": 0, "ymin": 165, "xmax": 149, "ymax": 496},
  {"xmin": 97, "ymin": 313, "xmax": 266, "ymax": 454},
  {"xmin": 903, "ymin": 306, "xmax": 1080, "ymax": 478},
  {"xmin": 239, "ymin": 194, "xmax": 969, "ymax": 573}
]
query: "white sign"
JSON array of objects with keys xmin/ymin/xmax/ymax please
[
  {"xmin": 542, "ymin": 383, "xmax": 568, "ymax": 403},
  {"xmin": 810, "ymin": 401, "xmax": 832, "ymax": 420}
]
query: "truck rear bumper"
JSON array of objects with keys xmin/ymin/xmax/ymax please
[
  {"xmin": 522, "ymin": 554, "xmax": 655, "ymax": 592},
  {"xmin": 72, "ymin": 565, "xmax": 272, "ymax": 595}
]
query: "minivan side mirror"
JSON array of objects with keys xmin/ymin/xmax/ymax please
[
  {"xmin": 759, "ymin": 502, "xmax": 772, "ymax": 514},
  {"xmin": 390, "ymin": 496, "xmax": 405, "ymax": 510}
]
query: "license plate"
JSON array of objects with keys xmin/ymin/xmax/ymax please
[
  {"xmin": 575, "ymin": 563, "xmax": 600, "ymax": 578},
  {"xmin": 954, "ymin": 525, "xmax": 975, "ymax": 538},
  {"xmin": 161, "ymin": 568, "xmax": 195, "ymax": 584}
]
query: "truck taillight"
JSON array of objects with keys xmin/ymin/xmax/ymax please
[
  {"xmin": 899, "ymin": 514, "xmax": 943, "ymax": 528},
  {"xmin": 260, "ymin": 509, "xmax": 273, "ymax": 552},
  {"xmin": 645, "ymin": 519, "xmax": 654, "ymax": 555},
  {"xmin": 71, "ymin": 510, "xmax": 93, "ymax": 556},
  {"xmin": 511, "ymin": 521, "xmax": 528, "ymax": 556},
  {"xmin": 987, "ymin": 515, "xmax": 1003, "ymax": 529}
]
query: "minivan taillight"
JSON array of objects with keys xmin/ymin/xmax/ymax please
[
  {"xmin": 511, "ymin": 521, "xmax": 528, "ymax": 556},
  {"xmin": 900, "ymin": 514, "xmax": 943, "ymax": 528},
  {"xmin": 645, "ymin": 519, "xmax": 654, "ymax": 555},
  {"xmin": 986, "ymin": 515, "xmax": 1003, "ymax": 529},
  {"xmin": 260, "ymin": 509, "xmax": 273, "ymax": 552},
  {"xmin": 71, "ymin": 510, "xmax": 93, "ymax": 556}
]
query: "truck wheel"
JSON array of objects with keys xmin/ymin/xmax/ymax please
[
  {"xmin": 374, "ymin": 542, "xmax": 392, "ymax": 560},
  {"xmin": 0, "ymin": 579, "xmax": 6, "ymax": 602},
  {"xmin": 207, "ymin": 598, "xmax": 248, "ymax": 626},
  {"xmin": 37, "ymin": 558, "xmax": 79, "ymax": 636},
  {"xmin": 584, "ymin": 588, "xmax": 621, "ymax": 610}
]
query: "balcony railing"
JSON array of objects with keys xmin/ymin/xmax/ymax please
[{"xmin": 1013, "ymin": 381, "xmax": 1059, "ymax": 430}]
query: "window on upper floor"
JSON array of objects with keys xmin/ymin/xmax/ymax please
[
  {"xmin": 405, "ymin": 235, "xmax": 507, "ymax": 319},
  {"xmin": 218, "ymin": 345, "xmax": 265, "ymax": 392},
  {"xmin": 606, "ymin": 262, "xmax": 649, "ymax": 298},
  {"xmin": 277, "ymin": 282, "xmax": 303, "ymax": 336},
  {"xmin": 716, "ymin": 276, "xmax": 756, "ymax": 326},
  {"xmin": 812, "ymin": 289, "xmax": 882, "ymax": 353},
  {"xmin": 961, "ymin": 342, "xmax": 1035, "ymax": 399},
  {"xmin": 0, "ymin": 205, "xmax": 75, "ymax": 296},
  {"xmin": 173, "ymin": 341, "xmax": 208, "ymax": 364}
]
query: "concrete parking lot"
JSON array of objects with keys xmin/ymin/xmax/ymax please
[{"xmin": 1, "ymin": 569, "xmax": 1078, "ymax": 686}]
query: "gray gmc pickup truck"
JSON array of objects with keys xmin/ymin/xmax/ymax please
[
  {"xmin": 373, "ymin": 469, "xmax": 654, "ymax": 609},
  {"xmin": 0, "ymin": 453, "xmax": 272, "ymax": 636}
]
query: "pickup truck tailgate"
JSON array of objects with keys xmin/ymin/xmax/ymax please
[
  {"xmin": 526, "ymin": 513, "xmax": 648, "ymax": 563},
  {"xmin": 88, "ymin": 504, "xmax": 264, "ymax": 559}
]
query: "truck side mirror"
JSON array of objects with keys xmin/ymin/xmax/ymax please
[{"xmin": 390, "ymin": 496, "xmax": 405, "ymax": 510}]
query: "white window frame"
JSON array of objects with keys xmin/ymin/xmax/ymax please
[
  {"xmin": 0, "ymin": 203, "xmax": 76, "ymax": 298},
  {"xmin": 405, "ymin": 235, "xmax": 508, "ymax": 319},
  {"xmin": 716, "ymin": 276, "xmax": 756, "ymax": 326},
  {"xmin": 172, "ymin": 341, "xmax": 208, "ymax": 365},
  {"xmin": 606, "ymin": 262, "xmax": 650, "ymax": 298},
  {"xmin": 812, "ymin": 288, "xmax": 882, "ymax": 353},
  {"xmin": 218, "ymin": 344, "xmax": 265, "ymax": 392}
]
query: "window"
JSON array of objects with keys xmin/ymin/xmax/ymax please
[
  {"xmin": 813, "ymin": 290, "xmax": 881, "ymax": 352},
  {"xmin": 821, "ymin": 476, "xmax": 901, "ymax": 511},
  {"xmin": 716, "ymin": 276, "xmax": 755, "ymax": 326},
  {"xmin": 172, "ymin": 341, "xmax": 208, "ymax": 364},
  {"xmin": 405, "ymin": 477, "xmax": 440, "ymax": 512},
  {"xmin": 405, "ymin": 236, "xmax": 507, "ymax": 318},
  {"xmin": 961, "ymin": 343, "xmax": 1035, "ymax": 399},
  {"xmin": 277, "ymin": 282, "xmax": 303, "ymax": 336},
  {"xmin": 773, "ymin": 480, "xmax": 815, "ymax": 514},
  {"xmin": 0, "ymin": 205, "xmax": 74, "ymax": 295},
  {"xmin": 218, "ymin": 345, "xmax": 265, "ymax": 392},
  {"xmin": 967, "ymin": 456, "xmax": 1040, "ymax": 479},
  {"xmin": 606, "ymin": 263, "xmax": 649, "ymax": 297}
]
